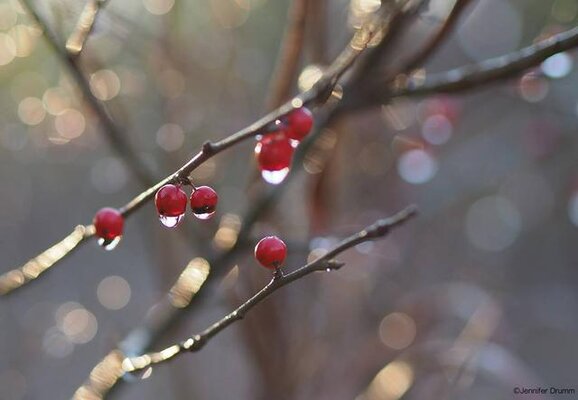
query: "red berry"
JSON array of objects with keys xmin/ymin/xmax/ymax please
[
  {"xmin": 254, "ymin": 236, "xmax": 287, "ymax": 269},
  {"xmin": 190, "ymin": 185, "xmax": 218, "ymax": 219},
  {"xmin": 285, "ymin": 107, "xmax": 313, "ymax": 141},
  {"xmin": 155, "ymin": 184, "xmax": 188, "ymax": 217},
  {"xmin": 255, "ymin": 133, "xmax": 294, "ymax": 172},
  {"xmin": 93, "ymin": 207, "xmax": 124, "ymax": 241}
]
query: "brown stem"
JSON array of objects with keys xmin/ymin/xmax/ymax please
[
  {"xmin": 398, "ymin": 0, "xmax": 473, "ymax": 73},
  {"xmin": 360, "ymin": 25, "xmax": 578, "ymax": 107},
  {"xmin": 266, "ymin": 0, "xmax": 310, "ymax": 109},
  {"xmin": 121, "ymin": 206, "xmax": 418, "ymax": 373},
  {"xmin": 65, "ymin": 0, "xmax": 109, "ymax": 56}
]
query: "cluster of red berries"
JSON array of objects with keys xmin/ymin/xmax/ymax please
[
  {"xmin": 155, "ymin": 184, "xmax": 218, "ymax": 226},
  {"xmin": 92, "ymin": 109, "xmax": 309, "ymax": 250},
  {"xmin": 92, "ymin": 184, "xmax": 218, "ymax": 248},
  {"xmin": 255, "ymin": 106, "xmax": 314, "ymax": 184},
  {"xmin": 94, "ymin": 202, "xmax": 287, "ymax": 274}
]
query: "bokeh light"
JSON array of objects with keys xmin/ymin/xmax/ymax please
[
  {"xmin": 90, "ymin": 69, "xmax": 121, "ymax": 101},
  {"xmin": 465, "ymin": 196, "xmax": 522, "ymax": 252},
  {"xmin": 379, "ymin": 312, "xmax": 417, "ymax": 350},
  {"xmin": 143, "ymin": 0, "xmax": 175, "ymax": 15},
  {"xmin": 156, "ymin": 123, "xmax": 185, "ymax": 152},
  {"xmin": 97, "ymin": 276, "xmax": 132, "ymax": 310},
  {"xmin": 541, "ymin": 52, "xmax": 573, "ymax": 79},
  {"xmin": 397, "ymin": 149, "xmax": 438, "ymax": 184},
  {"xmin": 17, "ymin": 97, "xmax": 45, "ymax": 126}
]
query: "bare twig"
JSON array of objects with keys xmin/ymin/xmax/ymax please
[
  {"xmin": 398, "ymin": 0, "xmax": 473, "ymax": 73},
  {"xmin": 66, "ymin": 0, "xmax": 109, "ymax": 56},
  {"xmin": 121, "ymin": 206, "xmax": 418, "ymax": 373},
  {"xmin": 359, "ymin": 25, "xmax": 578, "ymax": 107},
  {"xmin": 18, "ymin": 0, "xmax": 155, "ymax": 187},
  {"xmin": 266, "ymin": 0, "xmax": 310, "ymax": 109},
  {"xmin": 0, "ymin": 10, "xmax": 386, "ymax": 295}
]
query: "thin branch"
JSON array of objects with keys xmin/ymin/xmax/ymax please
[
  {"xmin": 65, "ymin": 0, "xmax": 109, "ymax": 57},
  {"xmin": 121, "ymin": 206, "xmax": 418, "ymax": 373},
  {"xmin": 19, "ymin": 0, "xmax": 155, "ymax": 187},
  {"xmin": 398, "ymin": 0, "xmax": 473, "ymax": 73},
  {"xmin": 0, "ymin": 226, "xmax": 92, "ymax": 295},
  {"xmin": 0, "ymin": 10, "xmax": 386, "ymax": 295},
  {"xmin": 362, "ymin": 25, "xmax": 578, "ymax": 106},
  {"xmin": 265, "ymin": 0, "xmax": 310, "ymax": 109},
  {"xmin": 306, "ymin": 0, "xmax": 328, "ymax": 64}
]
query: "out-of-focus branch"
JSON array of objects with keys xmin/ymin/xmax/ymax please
[
  {"xmin": 66, "ymin": 0, "xmax": 109, "ymax": 56},
  {"xmin": 398, "ymin": 0, "xmax": 473, "ymax": 73},
  {"xmin": 359, "ymin": 25, "xmax": 578, "ymax": 107},
  {"xmin": 306, "ymin": 0, "xmax": 328, "ymax": 64},
  {"xmin": 19, "ymin": 0, "xmax": 155, "ymax": 187},
  {"xmin": 121, "ymin": 206, "xmax": 418, "ymax": 373},
  {"xmin": 266, "ymin": 0, "xmax": 310, "ymax": 109}
]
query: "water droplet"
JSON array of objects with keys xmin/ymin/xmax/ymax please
[
  {"xmin": 290, "ymin": 139, "xmax": 300, "ymax": 148},
  {"xmin": 193, "ymin": 210, "xmax": 215, "ymax": 220},
  {"xmin": 98, "ymin": 236, "xmax": 121, "ymax": 250},
  {"xmin": 325, "ymin": 268, "xmax": 332, "ymax": 272},
  {"xmin": 261, "ymin": 168, "xmax": 289, "ymax": 185},
  {"xmin": 159, "ymin": 214, "xmax": 184, "ymax": 228}
]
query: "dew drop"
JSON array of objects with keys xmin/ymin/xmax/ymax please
[
  {"xmin": 159, "ymin": 214, "xmax": 184, "ymax": 228},
  {"xmin": 97, "ymin": 236, "xmax": 121, "ymax": 251},
  {"xmin": 290, "ymin": 139, "xmax": 300, "ymax": 148},
  {"xmin": 193, "ymin": 210, "xmax": 215, "ymax": 220},
  {"xmin": 261, "ymin": 168, "xmax": 289, "ymax": 185}
]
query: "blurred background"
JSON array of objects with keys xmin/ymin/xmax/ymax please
[{"xmin": 1, "ymin": 0, "xmax": 578, "ymax": 399}]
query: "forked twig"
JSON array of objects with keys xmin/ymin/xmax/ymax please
[{"xmin": 121, "ymin": 206, "xmax": 418, "ymax": 373}]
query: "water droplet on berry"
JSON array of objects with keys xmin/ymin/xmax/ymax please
[
  {"xmin": 98, "ymin": 236, "xmax": 122, "ymax": 251},
  {"xmin": 192, "ymin": 210, "xmax": 216, "ymax": 220},
  {"xmin": 261, "ymin": 168, "xmax": 289, "ymax": 185},
  {"xmin": 159, "ymin": 214, "xmax": 184, "ymax": 228}
]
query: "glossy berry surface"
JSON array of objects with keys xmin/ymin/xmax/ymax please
[
  {"xmin": 285, "ymin": 107, "xmax": 313, "ymax": 141},
  {"xmin": 255, "ymin": 133, "xmax": 294, "ymax": 172},
  {"xmin": 93, "ymin": 208, "xmax": 124, "ymax": 241},
  {"xmin": 190, "ymin": 186, "xmax": 218, "ymax": 219},
  {"xmin": 155, "ymin": 184, "xmax": 188, "ymax": 217},
  {"xmin": 254, "ymin": 236, "xmax": 287, "ymax": 269}
]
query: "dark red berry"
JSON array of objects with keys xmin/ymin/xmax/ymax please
[
  {"xmin": 155, "ymin": 184, "xmax": 188, "ymax": 217},
  {"xmin": 93, "ymin": 208, "xmax": 124, "ymax": 241},
  {"xmin": 255, "ymin": 133, "xmax": 294, "ymax": 172},
  {"xmin": 190, "ymin": 186, "xmax": 218, "ymax": 219},
  {"xmin": 254, "ymin": 236, "xmax": 287, "ymax": 269},
  {"xmin": 285, "ymin": 107, "xmax": 313, "ymax": 141}
]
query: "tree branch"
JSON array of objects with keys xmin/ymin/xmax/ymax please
[
  {"xmin": 360, "ymin": 25, "xmax": 578, "ymax": 107},
  {"xmin": 0, "ymin": 8, "xmax": 387, "ymax": 295},
  {"xmin": 19, "ymin": 0, "xmax": 155, "ymax": 187},
  {"xmin": 65, "ymin": 0, "xmax": 109, "ymax": 57},
  {"xmin": 121, "ymin": 206, "xmax": 418, "ymax": 373},
  {"xmin": 265, "ymin": 0, "xmax": 310, "ymax": 109},
  {"xmin": 398, "ymin": 0, "xmax": 473, "ymax": 73}
]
